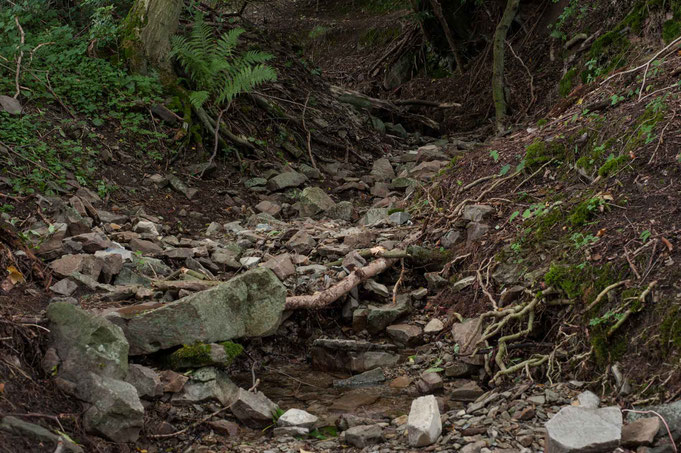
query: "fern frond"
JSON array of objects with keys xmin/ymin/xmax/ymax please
[
  {"xmin": 189, "ymin": 90, "xmax": 210, "ymax": 109},
  {"xmin": 216, "ymin": 64, "xmax": 277, "ymax": 104},
  {"xmin": 240, "ymin": 50, "xmax": 274, "ymax": 65},
  {"xmin": 215, "ymin": 28, "xmax": 245, "ymax": 60}
]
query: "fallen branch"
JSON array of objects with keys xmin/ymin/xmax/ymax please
[
  {"xmin": 584, "ymin": 280, "xmax": 629, "ymax": 312},
  {"xmin": 607, "ymin": 280, "xmax": 657, "ymax": 337},
  {"xmin": 151, "ymin": 279, "xmax": 221, "ymax": 292},
  {"xmin": 327, "ymin": 248, "xmax": 409, "ymax": 266},
  {"xmin": 14, "ymin": 16, "xmax": 24, "ymax": 99},
  {"xmin": 600, "ymin": 35, "xmax": 681, "ymax": 87},
  {"xmin": 301, "ymin": 92, "xmax": 319, "ymax": 172},
  {"xmin": 285, "ymin": 256, "xmax": 398, "ymax": 309}
]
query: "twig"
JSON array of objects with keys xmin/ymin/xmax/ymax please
[
  {"xmin": 149, "ymin": 405, "xmax": 232, "ymax": 438},
  {"xmin": 0, "ymin": 140, "xmax": 62, "ymax": 180},
  {"xmin": 607, "ymin": 281, "xmax": 657, "ymax": 337},
  {"xmin": 514, "ymin": 158, "xmax": 555, "ymax": 192},
  {"xmin": 391, "ymin": 258, "xmax": 406, "ymax": 305},
  {"xmin": 584, "ymin": 280, "xmax": 629, "ymax": 312},
  {"xmin": 13, "ymin": 16, "xmax": 24, "ymax": 99},
  {"xmin": 202, "ymin": 105, "xmax": 228, "ymax": 178},
  {"xmin": 648, "ymin": 110, "xmax": 676, "ymax": 165},
  {"xmin": 600, "ymin": 35, "xmax": 681, "ymax": 86},
  {"xmin": 301, "ymin": 93, "xmax": 319, "ymax": 172},
  {"xmin": 506, "ymin": 40, "xmax": 535, "ymax": 113}
]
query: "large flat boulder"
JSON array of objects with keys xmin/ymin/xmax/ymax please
[
  {"xmin": 545, "ymin": 406, "xmax": 622, "ymax": 453},
  {"xmin": 115, "ymin": 268, "xmax": 286, "ymax": 355}
]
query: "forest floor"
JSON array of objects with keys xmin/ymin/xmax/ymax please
[{"xmin": 2, "ymin": 0, "xmax": 681, "ymax": 452}]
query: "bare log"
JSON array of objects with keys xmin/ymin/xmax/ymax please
[{"xmin": 285, "ymin": 257, "xmax": 398, "ymax": 310}]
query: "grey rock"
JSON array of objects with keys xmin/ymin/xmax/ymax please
[
  {"xmin": 0, "ymin": 95, "xmax": 22, "ymax": 114},
  {"xmin": 445, "ymin": 362, "xmax": 478, "ymax": 378},
  {"xmin": 466, "ymin": 222, "xmax": 490, "ymax": 243},
  {"xmin": 286, "ymin": 230, "xmax": 316, "ymax": 255},
  {"xmin": 205, "ymin": 221, "xmax": 223, "ymax": 237},
  {"xmin": 462, "ymin": 204, "xmax": 494, "ymax": 222},
  {"xmin": 326, "ymin": 201, "xmax": 354, "ymax": 221},
  {"xmin": 440, "ymin": 230, "xmax": 461, "ymax": 248},
  {"xmin": 386, "ymin": 324, "xmax": 422, "ymax": 346},
  {"xmin": 388, "ymin": 210, "xmax": 411, "ymax": 225},
  {"xmin": 126, "ymin": 364, "xmax": 163, "ymax": 398},
  {"xmin": 297, "ymin": 187, "xmax": 336, "ymax": 217},
  {"xmin": 80, "ymin": 373, "xmax": 144, "ymax": 443},
  {"xmin": 172, "ymin": 367, "xmax": 238, "ymax": 406},
  {"xmin": 231, "ymin": 388, "xmax": 279, "ymax": 428},
  {"xmin": 411, "ymin": 287, "xmax": 428, "ymax": 300},
  {"xmin": 277, "ymin": 409, "xmax": 318, "ymax": 429},
  {"xmin": 621, "ymin": 417, "xmax": 660, "ymax": 448},
  {"xmin": 255, "ymin": 200, "xmax": 282, "ymax": 216},
  {"xmin": 50, "ymin": 278, "xmax": 78, "ymax": 296},
  {"xmin": 273, "ymin": 426, "xmax": 309, "ymax": 436},
  {"xmin": 424, "ymin": 318, "xmax": 444, "ymax": 333},
  {"xmin": 262, "ymin": 253, "xmax": 295, "ymax": 280},
  {"xmin": 118, "ymin": 268, "xmax": 286, "ymax": 355},
  {"xmin": 245, "ymin": 177, "xmax": 267, "ymax": 188},
  {"xmin": 299, "ymin": 163, "xmax": 322, "ymax": 180},
  {"xmin": 240, "ymin": 256, "xmax": 261, "ymax": 268},
  {"xmin": 416, "ymin": 372, "xmax": 443, "ymax": 393},
  {"xmin": 0, "ymin": 416, "xmax": 83, "ymax": 452},
  {"xmin": 47, "ymin": 302, "xmax": 129, "ymax": 383},
  {"xmin": 366, "ymin": 298, "xmax": 410, "ymax": 333},
  {"xmin": 133, "ymin": 220, "xmax": 159, "ymax": 236},
  {"xmin": 424, "ymin": 272, "xmax": 448, "ymax": 292},
  {"xmin": 360, "ymin": 208, "xmax": 389, "ymax": 226},
  {"xmin": 407, "ymin": 395, "xmax": 442, "ymax": 447},
  {"xmin": 345, "ymin": 424, "xmax": 385, "ymax": 448},
  {"xmin": 129, "ymin": 238, "xmax": 163, "ymax": 255},
  {"xmin": 364, "ymin": 279, "xmax": 389, "ymax": 297},
  {"xmin": 450, "ymin": 381, "xmax": 484, "ymax": 401},
  {"xmin": 577, "ymin": 390, "xmax": 601, "ymax": 409},
  {"xmin": 333, "ymin": 368, "xmax": 386, "ymax": 389},
  {"xmin": 371, "ymin": 158, "xmax": 396, "ymax": 181},
  {"xmin": 350, "ymin": 351, "xmax": 399, "ymax": 372},
  {"xmin": 167, "ymin": 174, "xmax": 195, "ymax": 199},
  {"xmin": 627, "ymin": 400, "xmax": 681, "ymax": 438},
  {"xmin": 545, "ymin": 406, "xmax": 622, "ymax": 453},
  {"xmin": 267, "ymin": 171, "xmax": 307, "ymax": 191}
]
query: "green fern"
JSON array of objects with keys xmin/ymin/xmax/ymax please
[{"xmin": 171, "ymin": 15, "xmax": 276, "ymax": 108}]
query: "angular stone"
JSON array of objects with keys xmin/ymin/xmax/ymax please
[
  {"xmin": 333, "ymin": 368, "xmax": 386, "ymax": 389},
  {"xmin": 451, "ymin": 318, "xmax": 483, "ymax": 365},
  {"xmin": 168, "ymin": 342, "xmax": 243, "ymax": 369},
  {"xmin": 262, "ymin": 253, "xmax": 295, "ymax": 280},
  {"xmin": 359, "ymin": 208, "xmax": 388, "ymax": 226},
  {"xmin": 371, "ymin": 158, "xmax": 396, "ymax": 181},
  {"xmin": 390, "ymin": 376, "xmax": 412, "ymax": 388},
  {"xmin": 345, "ymin": 424, "xmax": 385, "ymax": 448},
  {"xmin": 267, "ymin": 171, "xmax": 306, "ymax": 191},
  {"xmin": 68, "ymin": 232, "xmax": 111, "ymax": 253},
  {"xmin": 277, "ymin": 409, "xmax": 318, "ymax": 429},
  {"xmin": 240, "ymin": 256, "xmax": 261, "ymax": 268},
  {"xmin": 350, "ymin": 351, "xmax": 399, "ymax": 372},
  {"xmin": 336, "ymin": 414, "xmax": 380, "ymax": 431},
  {"xmin": 466, "ymin": 222, "xmax": 489, "ymax": 243},
  {"xmin": 172, "ymin": 367, "xmax": 238, "ymax": 406},
  {"xmin": 255, "ymin": 200, "xmax": 281, "ymax": 216},
  {"xmin": 364, "ymin": 279, "xmax": 389, "ymax": 297},
  {"xmin": 126, "ymin": 364, "xmax": 163, "ymax": 398},
  {"xmin": 159, "ymin": 370, "xmax": 188, "ymax": 393},
  {"xmin": 545, "ymin": 406, "xmax": 622, "ymax": 453},
  {"xmin": 366, "ymin": 299, "xmax": 410, "ymax": 334},
  {"xmin": 297, "ymin": 187, "xmax": 336, "ymax": 217},
  {"xmin": 577, "ymin": 390, "xmax": 601, "ymax": 409},
  {"xmin": 207, "ymin": 419, "xmax": 239, "ymax": 437},
  {"xmin": 416, "ymin": 373, "xmax": 443, "ymax": 394},
  {"xmin": 118, "ymin": 268, "xmax": 286, "ymax": 355},
  {"xmin": 231, "ymin": 388, "xmax": 279, "ymax": 428},
  {"xmin": 133, "ymin": 220, "xmax": 159, "ymax": 236},
  {"xmin": 424, "ymin": 318, "xmax": 444, "ymax": 333},
  {"xmin": 388, "ymin": 211, "xmax": 410, "ymax": 225},
  {"xmin": 129, "ymin": 238, "xmax": 163, "ymax": 255},
  {"xmin": 462, "ymin": 204, "xmax": 494, "ymax": 222},
  {"xmin": 621, "ymin": 417, "xmax": 660, "ymax": 448},
  {"xmin": 47, "ymin": 302, "xmax": 129, "ymax": 383},
  {"xmin": 50, "ymin": 278, "xmax": 78, "ymax": 296},
  {"xmin": 407, "ymin": 395, "xmax": 442, "ymax": 447},
  {"xmin": 326, "ymin": 200, "xmax": 354, "ymax": 221},
  {"xmin": 386, "ymin": 324, "xmax": 422, "ymax": 346},
  {"xmin": 286, "ymin": 230, "xmax": 316, "ymax": 255},
  {"xmin": 440, "ymin": 230, "xmax": 461, "ymax": 248},
  {"xmin": 445, "ymin": 362, "xmax": 477, "ymax": 378},
  {"xmin": 450, "ymin": 381, "xmax": 484, "ymax": 401},
  {"xmin": 81, "ymin": 373, "xmax": 144, "ymax": 443}
]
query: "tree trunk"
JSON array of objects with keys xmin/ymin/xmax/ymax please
[
  {"xmin": 492, "ymin": 0, "xmax": 520, "ymax": 133},
  {"xmin": 428, "ymin": 0, "xmax": 464, "ymax": 74},
  {"xmin": 121, "ymin": 0, "xmax": 183, "ymax": 76}
]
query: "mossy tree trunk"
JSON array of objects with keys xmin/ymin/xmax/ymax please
[
  {"xmin": 492, "ymin": 0, "xmax": 520, "ymax": 133},
  {"xmin": 121, "ymin": 0, "xmax": 183, "ymax": 76}
]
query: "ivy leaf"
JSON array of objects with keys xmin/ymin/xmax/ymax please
[
  {"xmin": 489, "ymin": 150, "xmax": 500, "ymax": 163},
  {"xmin": 509, "ymin": 211, "xmax": 520, "ymax": 221},
  {"xmin": 499, "ymin": 164, "xmax": 511, "ymax": 176},
  {"xmin": 522, "ymin": 209, "xmax": 532, "ymax": 219}
]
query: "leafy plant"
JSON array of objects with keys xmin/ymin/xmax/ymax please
[
  {"xmin": 571, "ymin": 232, "xmax": 599, "ymax": 249},
  {"xmin": 640, "ymin": 230, "xmax": 651, "ymax": 243},
  {"xmin": 171, "ymin": 15, "xmax": 277, "ymax": 108},
  {"xmin": 424, "ymin": 358, "xmax": 444, "ymax": 374},
  {"xmin": 489, "ymin": 150, "xmax": 500, "ymax": 163}
]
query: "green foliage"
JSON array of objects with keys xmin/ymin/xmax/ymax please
[
  {"xmin": 171, "ymin": 15, "xmax": 277, "ymax": 108},
  {"xmin": 559, "ymin": 68, "xmax": 578, "ymax": 97},
  {"xmin": 568, "ymin": 197, "xmax": 603, "ymax": 227},
  {"xmin": 309, "ymin": 426, "xmax": 338, "ymax": 440},
  {"xmin": 570, "ymin": 232, "xmax": 599, "ymax": 249},
  {"xmin": 597, "ymin": 154, "xmax": 628, "ymax": 178},
  {"xmin": 524, "ymin": 140, "xmax": 565, "ymax": 168},
  {"xmin": 545, "ymin": 263, "xmax": 583, "ymax": 299}
]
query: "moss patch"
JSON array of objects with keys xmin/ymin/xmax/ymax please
[
  {"xmin": 524, "ymin": 140, "xmax": 566, "ymax": 168},
  {"xmin": 559, "ymin": 68, "xmax": 578, "ymax": 97},
  {"xmin": 168, "ymin": 341, "xmax": 243, "ymax": 369},
  {"xmin": 597, "ymin": 154, "xmax": 629, "ymax": 178}
]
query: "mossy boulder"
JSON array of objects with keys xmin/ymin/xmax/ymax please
[
  {"xmin": 524, "ymin": 140, "xmax": 566, "ymax": 168},
  {"xmin": 116, "ymin": 267, "xmax": 286, "ymax": 355},
  {"xmin": 168, "ymin": 341, "xmax": 244, "ymax": 369}
]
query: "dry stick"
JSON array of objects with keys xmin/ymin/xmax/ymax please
[
  {"xmin": 584, "ymin": 280, "xmax": 629, "ymax": 312},
  {"xmin": 0, "ymin": 140, "xmax": 61, "ymax": 180},
  {"xmin": 13, "ymin": 16, "xmax": 24, "ymax": 99},
  {"xmin": 506, "ymin": 40, "xmax": 535, "ymax": 113},
  {"xmin": 638, "ymin": 37, "xmax": 681, "ymax": 101},
  {"xmin": 625, "ymin": 250, "xmax": 642, "ymax": 280},
  {"xmin": 201, "ymin": 105, "xmax": 229, "ymax": 179},
  {"xmin": 639, "ymin": 81, "xmax": 681, "ymax": 103},
  {"xmin": 477, "ymin": 259, "xmax": 498, "ymax": 310},
  {"xmin": 391, "ymin": 259, "xmax": 406, "ymax": 305},
  {"xmin": 301, "ymin": 93, "xmax": 319, "ymax": 172},
  {"xmin": 601, "ymin": 35, "xmax": 681, "ymax": 86},
  {"xmin": 607, "ymin": 280, "xmax": 657, "ymax": 337},
  {"xmin": 648, "ymin": 110, "xmax": 676, "ymax": 165},
  {"xmin": 514, "ymin": 159, "xmax": 555, "ymax": 192},
  {"xmin": 149, "ymin": 405, "xmax": 231, "ymax": 439}
]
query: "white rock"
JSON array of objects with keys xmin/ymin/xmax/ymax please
[
  {"xmin": 364, "ymin": 279, "xmax": 389, "ymax": 297},
  {"xmin": 277, "ymin": 408, "xmax": 318, "ymax": 429},
  {"xmin": 239, "ymin": 256, "xmax": 261, "ymax": 268},
  {"xmin": 133, "ymin": 220, "xmax": 159, "ymax": 236},
  {"xmin": 576, "ymin": 390, "xmax": 600, "ymax": 409},
  {"xmin": 423, "ymin": 318, "xmax": 444, "ymax": 333},
  {"xmin": 545, "ymin": 406, "xmax": 622, "ymax": 453},
  {"xmin": 407, "ymin": 395, "xmax": 442, "ymax": 447}
]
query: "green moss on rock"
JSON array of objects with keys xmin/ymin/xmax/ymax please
[
  {"xmin": 524, "ymin": 140, "xmax": 566, "ymax": 168},
  {"xmin": 597, "ymin": 154, "xmax": 629, "ymax": 178},
  {"xmin": 559, "ymin": 68, "xmax": 578, "ymax": 97}
]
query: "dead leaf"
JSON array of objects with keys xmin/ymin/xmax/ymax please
[
  {"xmin": 661, "ymin": 237, "xmax": 673, "ymax": 252},
  {"xmin": 0, "ymin": 382, "xmax": 5, "ymax": 393},
  {"xmin": 7, "ymin": 266, "xmax": 24, "ymax": 285},
  {"xmin": 596, "ymin": 228, "xmax": 607, "ymax": 237}
]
